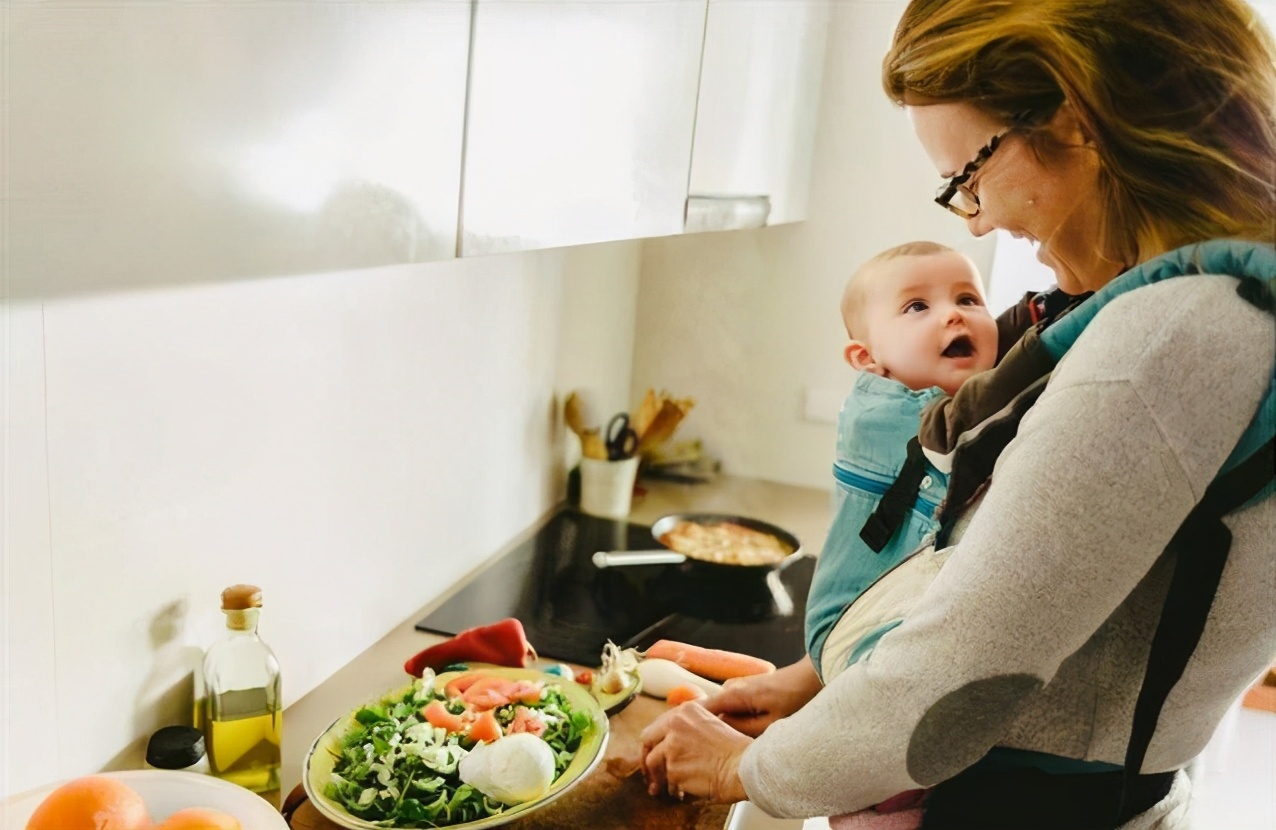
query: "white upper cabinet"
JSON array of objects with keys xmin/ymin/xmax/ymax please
[
  {"xmin": 686, "ymin": 0, "xmax": 829, "ymax": 230},
  {"xmin": 7, "ymin": 1, "xmax": 470, "ymax": 297},
  {"xmin": 460, "ymin": 0, "xmax": 708, "ymax": 256}
]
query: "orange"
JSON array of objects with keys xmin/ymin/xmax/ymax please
[
  {"xmin": 25, "ymin": 774, "xmax": 151, "ymax": 830},
  {"xmin": 155, "ymin": 807, "xmax": 242, "ymax": 830}
]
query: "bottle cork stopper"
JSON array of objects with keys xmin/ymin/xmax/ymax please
[{"xmin": 221, "ymin": 584, "xmax": 263, "ymax": 611}]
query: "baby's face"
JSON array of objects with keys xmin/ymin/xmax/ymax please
[{"xmin": 850, "ymin": 252, "xmax": 998, "ymax": 395}]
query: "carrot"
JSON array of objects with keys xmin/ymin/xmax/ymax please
[
  {"xmin": 422, "ymin": 700, "xmax": 466, "ymax": 733},
  {"xmin": 466, "ymin": 709, "xmax": 503, "ymax": 743},
  {"xmin": 665, "ymin": 684, "xmax": 708, "ymax": 707},
  {"xmin": 642, "ymin": 640, "xmax": 776, "ymax": 681}
]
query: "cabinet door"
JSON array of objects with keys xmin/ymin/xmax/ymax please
[
  {"xmin": 687, "ymin": 0, "xmax": 829, "ymax": 228},
  {"xmin": 7, "ymin": 1, "xmax": 470, "ymax": 297},
  {"xmin": 460, "ymin": 0, "xmax": 707, "ymax": 256}
]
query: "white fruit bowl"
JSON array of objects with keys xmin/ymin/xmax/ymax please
[{"xmin": 1, "ymin": 769, "xmax": 289, "ymax": 829}]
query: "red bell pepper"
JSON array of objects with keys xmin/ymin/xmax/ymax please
[{"xmin": 403, "ymin": 618, "xmax": 539, "ymax": 677}]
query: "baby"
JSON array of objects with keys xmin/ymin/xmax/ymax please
[
  {"xmin": 806, "ymin": 241, "xmax": 1000, "ymax": 686},
  {"xmin": 841, "ymin": 241, "xmax": 999, "ymax": 396},
  {"xmin": 805, "ymin": 241, "xmax": 1090, "ymax": 827}
]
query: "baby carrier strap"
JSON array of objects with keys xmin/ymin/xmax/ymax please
[
  {"xmin": 859, "ymin": 437, "xmax": 929, "ymax": 553},
  {"xmin": 1119, "ymin": 432, "xmax": 1275, "ymax": 822},
  {"xmin": 1117, "ymin": 260, "xmax": 1276, "ymax": 822},
  {"xmin": 1042, "ymin": 240, "xmax": 1276, "ymax": 476},
  {"xmin": 936, "ymin": 370, "xmax": 1052, "ymax": 542}
]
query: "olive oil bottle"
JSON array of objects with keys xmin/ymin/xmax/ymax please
[{"xmin": 200, "ymin": 584, "xmax": 281, "ymax": 793}]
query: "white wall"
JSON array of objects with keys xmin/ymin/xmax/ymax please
[
  {"xmin": 1, "ymin": 241, "xmax": 641, "ymax": 795},
  {"xmin": 634, "ymin": 0, "xmax": 995, "ymax": 489}
]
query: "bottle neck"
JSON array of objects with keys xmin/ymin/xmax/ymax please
[{"xmin": 223, "ymin": 608, "xmax": 260, "ymax": 633}]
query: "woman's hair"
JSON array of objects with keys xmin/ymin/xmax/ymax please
[{"xmin": 882, "ymin": 0, "xmax": 1276, "ymax": 265}]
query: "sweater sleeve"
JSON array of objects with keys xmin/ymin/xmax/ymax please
[{"xmin": 739, "ymin": 277, "xmax": 1275, "ymax": 818}]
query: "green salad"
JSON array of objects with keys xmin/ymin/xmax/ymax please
[{"xmin": 323, "ymin": 671, "xmax": 595, "ymax": 827}]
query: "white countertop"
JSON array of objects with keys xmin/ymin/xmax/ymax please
[{"xmin": 280, "ymin": 473, "xmax": 833, "ymax": 823}]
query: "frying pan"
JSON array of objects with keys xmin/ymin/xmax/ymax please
[
  {"xmin": 591, "ymin": 513, "xmax": 804, "ymax": 615},
  {"xmin": 591, "ymin": 512, "xmax": 804, "ymax": 572}
]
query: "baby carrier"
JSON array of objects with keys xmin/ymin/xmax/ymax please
[
  {"xmin": 803, "ymin": 374, "xmax": 947, "ymax": 680},
  {"xmin": 841, "ymin": 240, "xmax": 1275, "ymax": 826},
  {"xmin": 807, "ymin": 288, "xmax": 1084, "ymax": 681}
]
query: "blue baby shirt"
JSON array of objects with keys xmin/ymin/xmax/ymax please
[{"xmin": 804, "ymin": 371, "xmax": 949, "ymax": 681}]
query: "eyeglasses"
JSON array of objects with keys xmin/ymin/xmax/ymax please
[{"xmin": 934, "ymin": 131, "xmax": 1011, "ymax": 219}]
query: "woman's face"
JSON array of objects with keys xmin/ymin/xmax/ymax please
[{"xmin": 908, "ymin": 102, "xmax": 1121, "ymax": 295}]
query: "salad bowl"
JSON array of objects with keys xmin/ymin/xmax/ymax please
[{"xmin": 304, "ymin": 665, "xmax": 609, "ymax": 829}]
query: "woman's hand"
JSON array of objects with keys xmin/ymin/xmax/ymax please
[
  {"xmin": 639, "ymin": 701, "xmax": 752, "ymax": 803},
  {"xmin": 702, "ymin": 655, "xmax": 823, "ymax": 737}
]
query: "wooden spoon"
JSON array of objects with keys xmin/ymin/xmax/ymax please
[
  {"xmin": 631, "ymin": 389, "xmax": 661, "ymax": 438},
  {"xmin": 564, "ymin": 391, "xmax": 588, "ymax": 437},
  {"xmin": 636, "ymin": 401, "xmax": 688, "ymax": 453},
  {"xmin": 580, "ymin": 428, "xmax": 609, "ymax": 460}
]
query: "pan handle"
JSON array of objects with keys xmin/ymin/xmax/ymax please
[{"xmin": 592, "ymin": 550, "xmax": 688, "ymax": 568}]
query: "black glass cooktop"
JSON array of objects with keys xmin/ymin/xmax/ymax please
[{"xmin": 415, "ymin": 507, "xmax": 815, "ymax": 668}]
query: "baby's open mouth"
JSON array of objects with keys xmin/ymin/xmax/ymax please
[{"xmin": 942, "ymin": 335, "xmax": 975, "ymax": 358}]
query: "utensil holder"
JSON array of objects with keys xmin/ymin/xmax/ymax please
[{"xmin": 579, "ymin": 456, "xmax": 639, "ymax": 519}]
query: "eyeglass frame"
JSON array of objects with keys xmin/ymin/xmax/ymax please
[{"xmin": 934, "ymin": 130, "xmax": 1013, "ymax": 219}]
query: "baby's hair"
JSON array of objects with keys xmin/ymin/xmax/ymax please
[{"xmin": 842, "ymin": 241, "xmax": 956, "ymax": 340}]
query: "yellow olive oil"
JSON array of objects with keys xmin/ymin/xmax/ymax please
[
  {"xmin": 206, "ymin": 687, "xmax": 281, "ymax": 791},
  {"xmin": 201, "ymin": 585, "xmax": 282, "ymax": 793}
]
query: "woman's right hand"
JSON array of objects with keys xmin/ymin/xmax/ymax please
[{"xmin": 702, "ymin": 654, "xmax": 823, "ymax": 736}]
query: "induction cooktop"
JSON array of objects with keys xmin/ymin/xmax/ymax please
[{"xmin": 414, "ymin": 507, "xmax": 815, "ymax": 668}]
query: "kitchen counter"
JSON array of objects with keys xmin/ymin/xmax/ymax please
[{"xmin": 281, "ymin": 473, "xmax": 833, "ymax": 825}]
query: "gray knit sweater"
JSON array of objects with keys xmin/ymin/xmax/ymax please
[{"xmin": 740, "ymin": 276, "xmax": 1276, "ymax": 821}]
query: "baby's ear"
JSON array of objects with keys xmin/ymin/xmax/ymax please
[{"xmin": 845, "ymin": 341, "xmax": 881, "ymax": 373}]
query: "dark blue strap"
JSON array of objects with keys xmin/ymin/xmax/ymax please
[
  {"xmin": 1119, "ymin": 436, "xmax": 1276, "ymax": 821},
  {"xmin": 859, "ymin": 437, "xmax": 929, "ymax": 553}
]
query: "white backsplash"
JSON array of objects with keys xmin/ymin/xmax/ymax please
[{"xmin": 2, "ymin": 242, "xmax": 641, "ymax": 795}]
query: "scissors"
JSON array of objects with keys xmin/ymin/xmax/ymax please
[{"xmin": 604, "ymin": 413, "xmax": 639, "ymax": 461}]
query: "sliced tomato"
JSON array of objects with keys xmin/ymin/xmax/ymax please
[
  {"xmin": 422, "ymin": 700, "xmax": 466, "ymax": 733},
  {"xmin": 466, "ymin": 709, "xmax": 503, "ymax": 743},
  {"xmin": 574, "ymin": 669, "xmax": 594, "ymax": 686},
  {"xmin": 507, "ymin": 705, "xmax": 547, "ymax": 738}
]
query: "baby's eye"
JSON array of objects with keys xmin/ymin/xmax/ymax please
[
  {"xmin": 904, "ymin": 300, "xmax": 929, "ymax": 313},
  {"xmin": 958, "ymin": 295, "xmax": 984, "ymax": 306}
]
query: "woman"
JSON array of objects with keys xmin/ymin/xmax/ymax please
[{"xmin": 639, "ymin": 0, "xmax": 1276, "ymax": 827}]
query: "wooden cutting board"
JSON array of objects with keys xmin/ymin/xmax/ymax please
[{"xmin": 285, "ymin": 694, "xmax": 731, "ymax": 829}]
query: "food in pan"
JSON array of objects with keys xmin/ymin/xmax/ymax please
[{"xmin": 658, "ymin": 519, "xmax": 794, "ymax": 566}]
